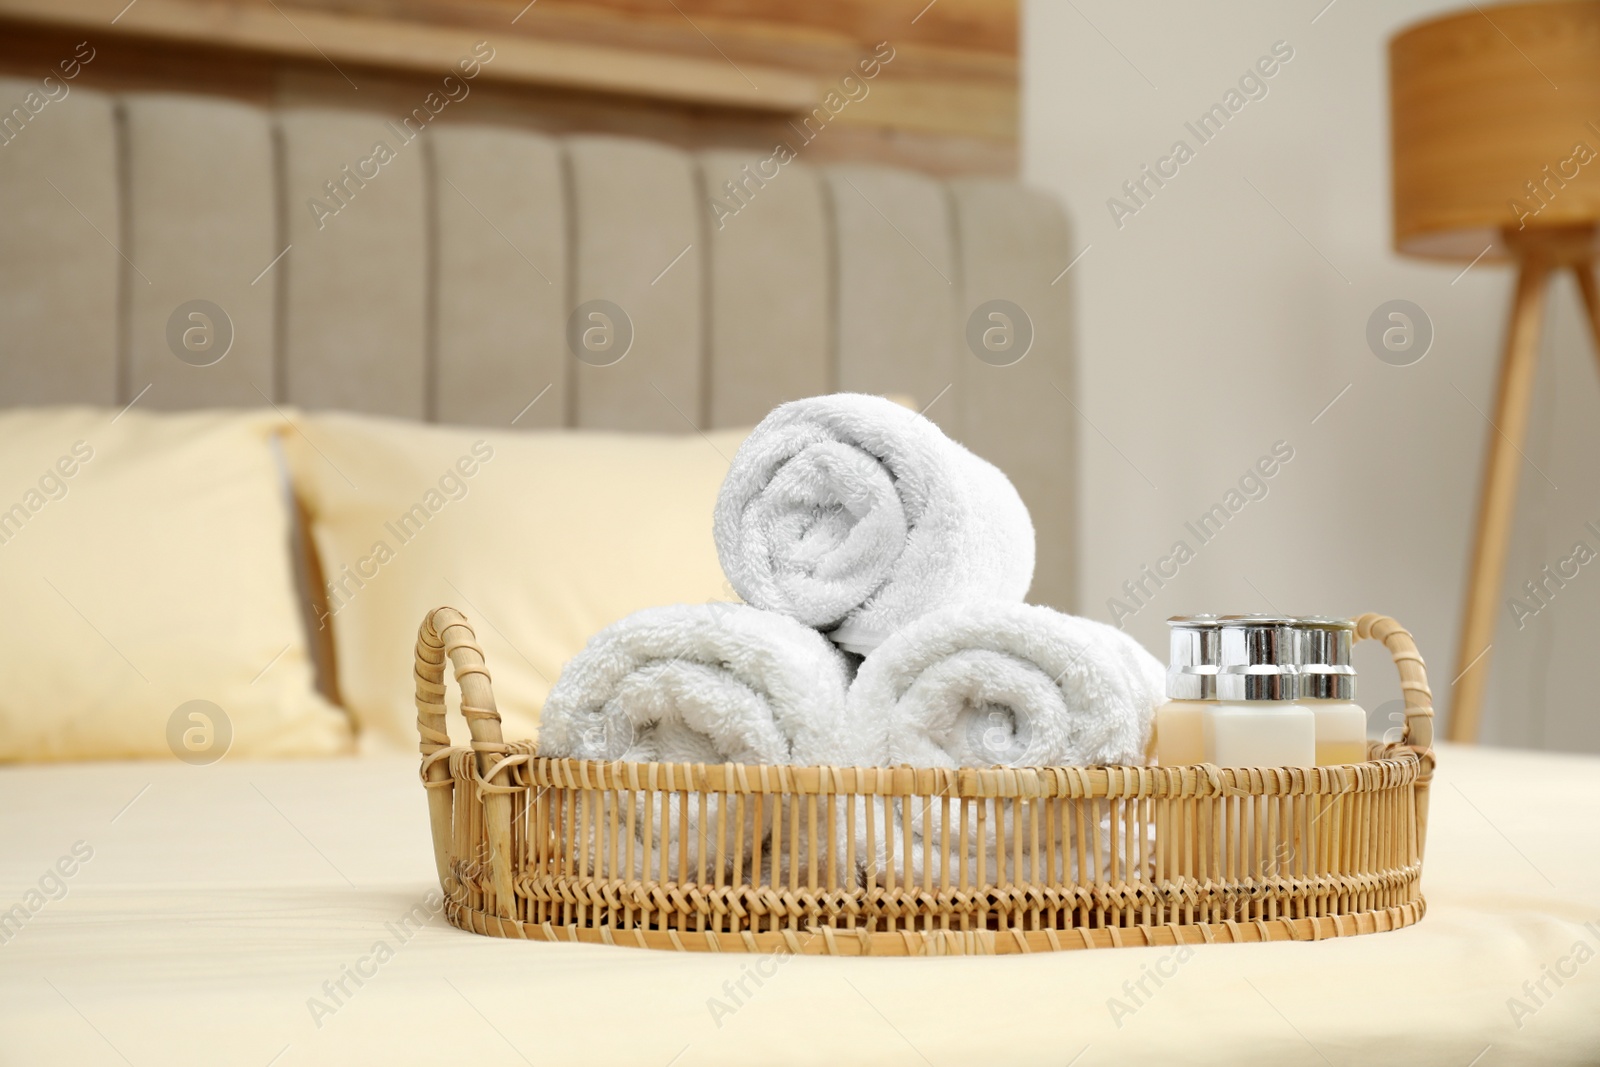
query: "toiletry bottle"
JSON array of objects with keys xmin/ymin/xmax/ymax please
[
  {"xmin": 1295, "ymin": 617, "xmax": 1367, "ymax": 765},
  {"xmin": 1203, "ymin": 616, "xmax": 1315, "ymax": 768},
  {"xmin": 1157, "ymin": 616, "xmax": 1222, "ymax": 765}
]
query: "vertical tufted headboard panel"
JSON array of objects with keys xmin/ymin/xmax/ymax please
[{"xmin": 0, "ymin": 83, "xmax": 1077, "ymax": 610}]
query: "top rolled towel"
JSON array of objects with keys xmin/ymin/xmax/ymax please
[
  {"xmin": 714, "ymin": 394, "xmax": 1035, "ymax": 652},
  {"xmin": 847, "ymin": 601, "xmax": 1166, "ymax": 770}
]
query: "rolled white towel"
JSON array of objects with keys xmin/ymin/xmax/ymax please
[
  {"xmin": 713, "ymin": 393, "xmax": 1034, "ymax": 653},
  {"xmin": 847, "ymin": 601, "xmax": 1164, "ymax": 884},
  {"xmin": 539, "ymin": 602, "xmax": 858, "ymax": 883},
  {"xmin": 848, "ymin": 601, "xmax": 1165, "ymax": 769},
  {"xmin": 539, "ymin": 602, "xmax": 853, "ymax": 766}
]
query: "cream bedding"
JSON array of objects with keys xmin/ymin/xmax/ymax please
[{"xmin": 1, "ymin": 743, "xmax": 1596, "ymax": 1066}]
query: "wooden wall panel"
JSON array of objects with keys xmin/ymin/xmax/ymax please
[{"xmin": 0, "ymin": 0, "xmax": 1018, "ymax": 178}]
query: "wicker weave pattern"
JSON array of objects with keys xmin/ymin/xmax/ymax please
[{"xmin": 415, "ymin": 609, "xmax": 1434, "ymax": 955}]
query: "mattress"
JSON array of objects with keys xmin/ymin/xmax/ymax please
[{"xmin": 1, "ymin": 742, "xmax": 1596, "ymax": 1066}]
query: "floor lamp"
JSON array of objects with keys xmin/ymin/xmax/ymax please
[{"xmin": 1391, "ymin": 1, "xmax": 1600, "ymax": 743}]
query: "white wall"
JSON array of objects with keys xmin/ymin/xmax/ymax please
[{"xmin": 1022, "ymin": 0, "xmax": 1600, "ymax": 752}]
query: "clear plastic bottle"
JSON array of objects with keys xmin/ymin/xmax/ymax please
[
  {"xmin": 1202, "ymin": 616, "xmax": 1315, "ymax": 768},
  {"xmin": 1156, "ymin": 616, "xmax": 1221, "ymax": 765},
  {"xmin": 1294, "ymin": 617, "xmax": 1367, "ymax": 766}
]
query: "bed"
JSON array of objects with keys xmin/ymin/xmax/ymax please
[{"xmin": 2, "ymin": 743, "xmax": 1596, "ymax": 1065}]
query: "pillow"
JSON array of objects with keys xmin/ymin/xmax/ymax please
[
  {"xmin": 0, "ymin": 408, "xmax": 354, "ymax": 761},
  {"xmin": 282, "ymin": 411, "xmax": 748, "ymax": 750}
]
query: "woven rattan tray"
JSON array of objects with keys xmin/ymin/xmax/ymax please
[{"xmin": 415, "ymin": 609, "xmax": 1434, "ymax": 956}]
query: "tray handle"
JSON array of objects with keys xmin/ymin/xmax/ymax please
[
  {"xmin": 1354, "ymin": 613, "xmax": 1435, "ymax": 760},
  {"xmin": 415, "ymin": 606, "xmax": 518, "ymax": 919},
  {"xmin": 1356, "ymin": 612, "xmax": 1435, "ymax": 856}
]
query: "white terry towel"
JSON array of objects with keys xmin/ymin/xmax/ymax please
[
  {"xmin": 846, "ymin": 601, "xmax": 1165, "ymax": 885},
  {"xmin": 539, "ymin": 602, "xmax": 854, "ymax": 766},
  {"xmin": 713, "ymin": 393, "xmax": 1035, "ymax": 654},
  {"xmin": 848, "ymin": 601, "xmax": 1165, "ymax": 769},
  {"xmin": 538, "ymin": 602, "xmax": 858, "ymax": 883}
]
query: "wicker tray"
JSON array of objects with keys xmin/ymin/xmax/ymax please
[{"xmin": 414, "ymin": 609, "xmax": 1435, "ymax": 956}]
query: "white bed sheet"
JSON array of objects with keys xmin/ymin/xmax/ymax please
[{"xmin": 1, "ymin": 742, "xmax": 1596, "ymax": 1067}]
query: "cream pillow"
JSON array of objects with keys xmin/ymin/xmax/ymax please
[
  {"xmin": 282, "ymin": 412, "xmax": 748, "ymax": 750},
  {"xmin": 0, "ymin": 408, "xmax": 354, "ymax": 761}
]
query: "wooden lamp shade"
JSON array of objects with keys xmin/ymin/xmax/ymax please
[
  {"xmin": 1388, "ymin": 2, "xmax": 1600, "ymax": 744},
  {"xmin": 1391, "ymin": 0, "xmax": 1600, "ymax": 262}
]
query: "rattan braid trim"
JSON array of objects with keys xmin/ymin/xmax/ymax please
[{"xmin": 442, "ymin": 899, "xmax": 1426, "ymax": 955}]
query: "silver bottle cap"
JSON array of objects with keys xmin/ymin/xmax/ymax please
[
  {"xmin": 1215, "ymin": 615, "xmax": 1298, "ymax": 701},
  {"xmin": 1166, "ymin": 615, "xmax": 1223, "ymax": 700},
  {"xmin": 1294, "ymin": 616, "xmax": 1356, "ymax": 701}
]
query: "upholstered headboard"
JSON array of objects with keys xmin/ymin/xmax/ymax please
[{"xmin": 0, "ymin": 83, "xmax": 1077, "ymax": 609}]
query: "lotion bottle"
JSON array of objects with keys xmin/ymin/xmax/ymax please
[
  {"xmin": 1156, "ymin": 616, "xmax": 1221, "ymax": 765},
  {"xmin": 1294, "ymin": 617, "xmax": 1367, "ymax": 765},
  {"xmin": 1203, "ymin": 616, "xmax": 1315, "ymax": 768}
]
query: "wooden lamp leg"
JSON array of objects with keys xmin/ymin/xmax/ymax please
[
  {"xmin": 1574, "ymin": 262, "xmax": 1600, "ymax": 358},
  {"xmin": 1448, "ymin": 257, "xmax": 1553, "ymax": 743}
]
